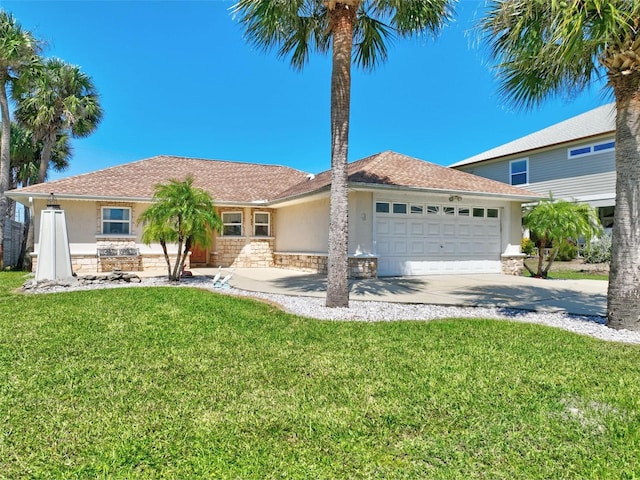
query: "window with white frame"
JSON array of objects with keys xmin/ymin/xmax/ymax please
[
  {"xmin": 102, "ymin": 207, "xmax": 131, "ymax": 235},
  {"xmin": 410, "ymin": 204, "xmax": 424, "ymax": 214},
  {"xmin": 510, "ymin": 158, "xmax": 528, "ymax": 185},
  {"xmin": 253, "ymin": 212, "xmax": 270, "ymax": 236},
  {"xmin": 568, "ymin": 139, "xmax": 615, "ymax": 158},
  {"xmin": 392, "ymin": 203, "xmax": 407, "ymax": 214},
  {"xmin": 222, "ymin": 212, "xmax": 242, "ymax": 236},
  {"xmin": 375, "ymin": 201, "xmax": 390, "ymax": 213}
]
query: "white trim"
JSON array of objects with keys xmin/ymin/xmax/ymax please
[
  {"xmin": 509, "ymin": 158, "xmax": 529, "ymax": 186},
  {"xmin": 222, "ymin": 211, "xmax": 243, "ymax": 237},
  {"xmin": 567, "ymin": 138, "xmax": 615, "ymax": 159},
  {"xmin": 101, "ymin": 206, "xmax": 132, "ymax": 235},
  {"xmin": 253, "ymin": 211, "xmax": 271, "ymax": 237}
]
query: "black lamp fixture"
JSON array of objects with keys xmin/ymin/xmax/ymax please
[{"xmin": 46, "ymin": 192, "xmax": 61, "ymax": 210}]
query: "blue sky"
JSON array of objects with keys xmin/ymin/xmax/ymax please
[{"xmin": 2, "ymin": 0, "xmax": 609, "ymax": 181}]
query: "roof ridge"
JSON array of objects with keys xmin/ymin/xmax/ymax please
[{"xmin": 450, "ymin": 102, "xmax": 615, "ymax": 167}]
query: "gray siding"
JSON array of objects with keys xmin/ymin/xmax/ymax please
[
  {"xmin": 461, "ymin": 161, "xmax": 509, "ymax": 184},
  {"xmin": 525, "ymin": 171, "xmax": 615, "ymax": 200},
  {"xmin": 529, "ymin": 147, "xmax": 614, "ymax": 183},
  {"xmin": 457, "ymin": 141, "xmax": 616, "ymax": 202}
]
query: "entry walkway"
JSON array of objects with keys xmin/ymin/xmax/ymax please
[{"xmin": 191, "ymin": 267, "xmax": 607, "ymax": 317}]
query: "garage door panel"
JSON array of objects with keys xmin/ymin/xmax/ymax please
[
  {"xmin": 393, "ymin": 222, "xmax": 407, "ymax": 235},
  {"xmin": 427, "ymin": 223, "xmax": 441, "ymax": 235},
  {"xmin": 457, "ymin": 224, "xmax": 471, "ymax": 236},
  {"xmin": 442, "ymin": 223, "xmax": 456, "ymax": 235},
  {"xmin": 375, "ymin": 203, "xmax": 503, "ymax": 276},
  {"xmin": 410, "ymin": 241, "xmax": 425, "ymax": 254},
  {"xmin": 393, "ymin": 240, "xmax": 407, "ymax": 254},
  {"xmin": 410, "ymin": 222, "xmax": 424, "ymax": 235},
  {"xmin": 376, "ymin": 221, "xmax": 390, "ymax": 235},
  {"xmin": 377, "ymin": 239, "xmax": 391, "ymax": 255}
]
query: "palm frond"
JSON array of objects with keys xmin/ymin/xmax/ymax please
[{"xmin": 481, "ymin": 0, "xmax": 640, "ymax": 109}]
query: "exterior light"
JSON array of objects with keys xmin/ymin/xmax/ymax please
[
  {"xmin": 449, "ymin": 195, "xmax": 462, "ymax": 202},
  {"xmin": 46, "ymin": 192, "xmax": 61, "ymax": 210}
]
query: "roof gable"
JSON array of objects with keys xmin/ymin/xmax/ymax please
[
  {"xmin": 450, "ymin": 103, "xmax": 616, "ymax": 168},
  {"xmin": 276, "ymin": 151, "xmax": 540, "ymax": 200}
]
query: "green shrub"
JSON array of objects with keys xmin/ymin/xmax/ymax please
[
  {"xmin": 583, "ymin": 235, "xmax": 612, "ymax": 264},
  {"xmin": 521, "ymin": 237, "xmax": 535, "ymax": 256},
  {"xmin": 555, "ymin": 241, "xmax": 578, "ymax": 261}
]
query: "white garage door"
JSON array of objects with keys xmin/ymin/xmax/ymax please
[{"xmin": 375, "ymin": 201, "xmax": 502, "ymax": 276}]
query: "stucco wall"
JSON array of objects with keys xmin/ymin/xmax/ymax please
[
  {"xmin": 274, "ymin": 197, "xmax": 330, "ymax": 252},
  {"xmin": 349, "ymin": 191, "xmax": 374, "ymax": 255}
]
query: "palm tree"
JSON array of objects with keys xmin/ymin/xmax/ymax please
[
  {"xmin": 138, "ymin": 176, "xmax": 222, "ymax": 282},
  {"xmin": 4, "ymin": 123, "xmax": 70, "ymax": 270},
  {"xmin": 14, "ymin": 57, "xmax": 102, "ymax": 184},
  {"xmin": 0, "ymin": 11, "xmax": 39, "ymax": 268},
  {"xmin": 233, "ymin": 0, "xmax": 456, "ymax": 307},
  {"xmin": 523, "ymin": 198, "xmax": 602, "ymax": 278},
  {"xmin": 480, "ymin": 1, "xmax": 640, "ymax": 330}
]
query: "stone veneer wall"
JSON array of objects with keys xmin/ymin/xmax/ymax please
[
  {"xmin": 501, "ymin": 254, "xmax": 526, "ymax": 276},
  {"xmin": 273, "ymin": 253, "xmax": 377, "ymax": 279},
  {"xmin": 214, "ymin": 238, "xmax": 275, "ymax": 268}
]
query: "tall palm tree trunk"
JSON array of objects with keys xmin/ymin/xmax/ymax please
[
  {"xmin": 607, "ymin": 82, "xmax": 640, "ymax": 330},
  {"xmin": 0, "ymin": 76, "xmax": 11, "ymax": 269},
  {"xmin": 326, "ymin": 3, "xmax": 355, "ymax": 308},
  {"xmin": 37, "ymin": 136, "xmax": 55, "ymax": 183}
]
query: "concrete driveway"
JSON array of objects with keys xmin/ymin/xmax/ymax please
[{"xmin": 192, "ymin": 267, "xmax": 607, "ymax": 317}]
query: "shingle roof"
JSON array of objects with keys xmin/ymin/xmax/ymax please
[
  {"xmin": 450, "ymin": 103, "xmax": 616, "ymax": 168},
  {"xmin": 9, "ymin": 151, "xmax": 541, "ymax": 204},
  {"xmin": 11, "ymin": 155, "xmax": 311, "ymax": 203},
  {"xmin": 276, "ymin": 151, "xmax": 540, "ymax": 200}
]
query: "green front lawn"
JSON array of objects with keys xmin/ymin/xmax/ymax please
[{"xmin": 1, "ymin": 272, "xmax": 639, "ymax": 478}]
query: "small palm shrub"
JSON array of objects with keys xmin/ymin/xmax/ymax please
[{"xmin": 583, "ymin": 235, "xmax": 612, "ymax": 264}]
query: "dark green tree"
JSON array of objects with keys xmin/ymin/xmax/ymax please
[{"xmin": 14, "ymin": 57, "xmax": 102, "ymax": 184}]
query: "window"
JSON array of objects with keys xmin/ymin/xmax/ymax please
[
  {"xmin": 222, "ymin": 212, "xmax": 242, "ymax": 236},
  {"xmin": 392, "ymin": 203, "xmax": 407, "ymax": 214},
  {"xmin": 598, "ymin": 206, "xmax": 615, "ymax": 229},
  {"xmin": 410, "ymin": 204, "xmax": 424, "ymax": 215},
  {"xmin": 427, "ymin": 205, "xmax": 440, "ymax": 215},
  {"xmin": 473, "ymin": 208, "xmax": 485, "ymax": 218},
  {"xmin": 102, "ymin": 207, "xmax": 131, "ymax": 235},
  {"xmin": 443, "ymin": 207, "xmax": 456, "ymax": 216},
  {"xmin": 568, "ymin": 140, "xmax": 615, "ymax": 158},
  {"xmin": 487, "ymin": 208, "xmax": 499, "ymax": 218},
  {"xmin": 594, "ymin": 141, "xmax": 615, "ymax": 152},
  {"xmin": 510, "ymin": 158, "xmax": 528, "ymax": 185},
  {"xmin": 376, "ymin": 202, "xmax": 390, "ymax": 213},
  {"xmin": 253, "ymin": 212, "xmax": 270, "ymax": 236},
  {"xmin": 458, "ymin": 207, "xmax": 470, "ymax": 217}
]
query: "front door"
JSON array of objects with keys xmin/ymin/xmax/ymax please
[{"xmin": 190, "ymin": 244, "xmax": 208, "ymax": 266}]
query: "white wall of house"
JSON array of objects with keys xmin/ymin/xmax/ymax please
[
  {"xmin": 32, "ymin": 199, "xmax": 179, "ymax": 258},
  {"xmin": 349, "ymin": 191, "xmax": 374, "ymax": 256},
  {"xmin": 274, "ymin": 196, "xmax": 330, "ymax": 253}
]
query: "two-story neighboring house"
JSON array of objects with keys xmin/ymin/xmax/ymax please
[{"xmin": 450, "ymin": 103, "xmax": 616, "ymax": 229}]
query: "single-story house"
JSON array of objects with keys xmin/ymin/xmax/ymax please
[
  {"xmin": 7, "ymin": 151, "xmax": 541, "ymax": 277},
  {"xmin": 450, "ymin": 103, "xmax": 616, "ymax": 229}
]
